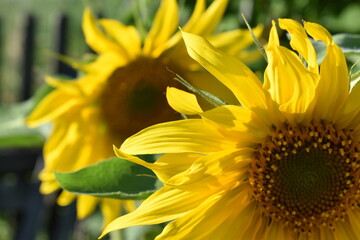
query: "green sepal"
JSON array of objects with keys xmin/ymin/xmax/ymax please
[
  {"xmin": 168, "ymin": 68, "xmax": 228, "ymax": 108},
  {"xmin": 55, "ymin": 157, "xmax": 160, "ymax": 200},
  {"xmin": 241, "ymin": 13, "xmax": 267, "ymax": 63}
]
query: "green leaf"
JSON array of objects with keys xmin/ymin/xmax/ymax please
[
  {"xmin": 0, "ymin": 84, "xmax": 54, "ymax": 149},
  {"xmin": 333, "ymin": 33, "xmax": 360, "ymax": 55},
  {"xmin": 312, "ymin": 33, "xmax": 360, "ymax": 63},
  {"xmin": 55, "ymin": 157, "xmax": 159, "ymax": 200},
  {"xmin": 311, "ymin": 40, "xmax": 327, "ymax": 63},
  {"xmin": 0, "ymin": 100, "xmax": 45, "ymax": 148}
]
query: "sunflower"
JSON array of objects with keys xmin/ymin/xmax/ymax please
[
  {"xmin": 26, "ymin": 0, "xmax": 262, "ymax": 225},
  {"xmin": 101, "ymin": 19, "xmax": 360, "ymax": 239}
]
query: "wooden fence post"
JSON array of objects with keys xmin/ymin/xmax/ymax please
[{"xmin": 20, "ymin": 14, "xmax": 35, "ymax": 101}]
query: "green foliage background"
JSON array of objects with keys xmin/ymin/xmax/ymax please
[{"xmin": 0, "ymin": 0, "xmax": 359, "ymax": 103}]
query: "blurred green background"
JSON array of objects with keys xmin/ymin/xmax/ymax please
[
  {"xmin": 0, "ymin": 0, "xmax": 359, "ymax": 239},
  {"xmin": 0, "ymin": 0, "xmax": 359, "ymax": 103}
]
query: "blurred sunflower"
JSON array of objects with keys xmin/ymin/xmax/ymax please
[
  {"xmin": 26, "ymin": 0, "xmax": 262, "ymax": 225},
  {"xmin": 101, "ymin": 19, "xmax": 360, "ymax": 239}
]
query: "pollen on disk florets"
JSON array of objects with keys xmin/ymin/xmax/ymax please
[{"xmin": 249, "ymin": 121, "xmax": 360, "ymax": 234}]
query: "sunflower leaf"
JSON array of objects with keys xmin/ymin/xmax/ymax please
[
  {"xmin": 0, "ymin": 84, "xmax": 54, "ymax": 149},
  {"xmin": 313, "ymin": 33, "xmax": 360, "ymax": 63},
  {"xmin": 55, "ymin": 157, "xmax": 159, "ymax": 200},
  {"xmin": 0, "ymin": 100, "xmax": 44, "ymax": 148},
  {"xmin": 333, "ymin": 33, "xmax": 360, "ymax": 55}
]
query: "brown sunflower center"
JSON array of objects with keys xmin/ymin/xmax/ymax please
[
  {"xmin": 100, "ymin": 57, "xmax": 182, "ymax": 140},
  {"xmin": 250, "ymin": 122, "xmax": 360, "ymax": 234}
]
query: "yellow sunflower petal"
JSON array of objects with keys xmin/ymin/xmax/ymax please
[
  {"xmin": 237, "ymin": 213, "xmax": 263, "ymax": 240},
  {"xmin": 154, "ymin": 153, "xmax": 202, "ymax": 181},
  {"xmin": 77, "ymin": 195, "xmax": 98, "ymax": 219},
  {"xmin": 304, "ymin": 21, "xmax": 333, "ymax": 45},
  {"xmin": 45, "ymin": 76, "xmax": 83, "ymax": 95},
  {"xmin": 264, "ymin": 45, "xmax": 318, "ymax": 122},
  {"xmin": 206, "ymin": 25, "xmax": 264, "ymax": 62},
  {"xmin": 278, "ymin": 19, "xmax": 318, "ymax": 73},
  {"xmin": 264, "ymin": 221, "xmax": 288, "ymax": 239},
  {"xmin": 57, "ymin": 190, "xmax": 76, "ymax": 206},
  {"xmin": 42, "ymin": 108, "xmax": 112, "ymax": 180},
  {"xmin": 40, "ymin": 110, "xmax": 115, "ymax": 214},
  {"xmin": 164, "ymin": 0, "xmax": 205, "ymax": 49},
  {"xmin": 82, "ymin": 52, "xmax": 126, "ymax": 75},
  {"xmin": 211, "ymin": 202, "xmax": 259, "ymax": 240},
  {"xmin": 166, "ymin": 87, "xmax": 202, "ymax": 115},
  {"xmin": 348, "ymin": 210, "xmax": 360, "ymax": 236},
  {"xmin": 44, "ymin": 134, "xmax": 83, "ymax": 173},
  {"xmin": 333, "ymin": 221, "xmax": 359, "ymax": 239},
  {"xmin": 200, "ymin": 105, "xmax": 272, "ymax": 138},
  {"xmin": 119, "ymin": 119, "xmax": 236, "ymax": 155},
  {"xmin": 208, "ymin": 25, "xmax": 264, "ymax": 57},
  {"xmin": 182, "ymin": 0, "xmax": 206, "ymax": 29},
  {"xmin": 316, "ymin": 44, "xmax": 349, "ymax": 120},
  {"xmin": 156, "ymin": 184, "xmax": 251, "ymax": 239},
  {"xmin": 166, "ymin": 149, "xmax": 251, "ymax": 192},
  {"xmin": 101, "ymin": 198, "xmax": 122, "ymax": 227},
  {"xmin": 268, "ymin": 20, "xmax": 280, "ymax": 46},
  {"xmin": 43, "ymin": 122, "xmax": 84, "ymax": 172},
  {"xmin": 100, "ymin": 186, "xmax": 213, "ymax": 238},
  {"xmin": 180, "ymin": 0, "xmax": 205, "ymax": 32},
  {"xmin": 165, "ymin": 0, "xmax": 228, "ymax": 50},
  {"xmin": 71, "ymin": 108, "xmax": 114, "ymax": 169},
  {"xmin": 181, "ymin": 31, "xmax": 267, "ymax": 110},
  {"xmin": 114, "ymin": 148, "xmax": 201, "ymax": 183},
  {"xmin": 338, "ymin": 83, "xmax": 360, "ymax": 128},
  {"xmin": 99, "ymin": 19, "xmax": 141, "ymax": 60},
  {"xmin": 183, "ymin": 0, "xmax": 228, "ymax": 36},
  {"xmin": 26, "ymin": 90, "xmax": 81, "ymax": 127},
  {"xmin": 82, "ymin": 8, "xmax": 126, "ymax": 59},
  {"xmin": 39, "ymin": 177, "xmax": 60, "ymax": 194},
  {"xmin": 143, "ymin": 0, "xmax": 179, "ymax": 57},
  {"xmin": 122, "ymin": 200, "xmax": 136, "ymax": 213},
  {"xmin": 71, "ymin": 110, "xmax": 114, "ymax": 170},
  {"xmin": 320, "ymin": 229, "xmax": 336, "ymax": 239},
  {"xmin": 42, "ymin": 120, "xmax": 78, "ymax": 170},
  {"xmin": 305, "ymin": 21, "xmax": 349, "ymax": 120},
  {"xmin": 264, "ymin": 22, "xmax": 318, "ymax": 123},
  {"xmin": 45, "ymin": 74, "xmax": 99, "ymax": 101},
  {"xmin": 185, "ymin": 71, "xmax": 239, "ymax": 106},
  {"xmin": 100, "ymin": 19, "xmax": 359, "ymax": 239}
]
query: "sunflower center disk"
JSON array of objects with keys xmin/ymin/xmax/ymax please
[
  {"xmin": 100, "ymin": 57, "xmax": 182, "ymax": 139},
  {"xmin": 250, "ymin": 122, "xmax": 360, "ymax": 233}
]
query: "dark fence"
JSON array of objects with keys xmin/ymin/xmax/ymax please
[{"xmin": 0, "ymin": 13, "xmax": 77, "ymax": 240}]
